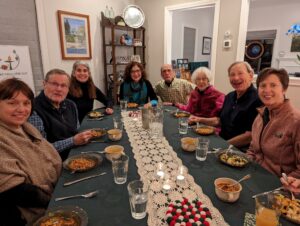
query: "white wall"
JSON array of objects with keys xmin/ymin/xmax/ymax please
[
  {"xmin": 137, "ymin": 0, "xmax": 242, "ymax": 92},
  {"xmin": 36, "ymin": 0, "xmax": 133, "ymax": 95},
  {"xmin": 248, "ymin": 0, "xmax": 300, "ymax": 109},
  {"xmin": 171, "ymin": 7, "xmax": 214, "ymax": 65},
  {"xmin": 248, "ymin": 0, "xmax": 300, "ymax": 66}
]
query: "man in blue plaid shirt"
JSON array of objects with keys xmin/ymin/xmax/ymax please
[{"xmin": 28, "ymin": 69, "xmax": 94, "ymax": 160}]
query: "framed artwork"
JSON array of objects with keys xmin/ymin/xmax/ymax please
[
  {"xmin": 291, "ymin": 35, "xmax": 300, "ymax": 52},
  {"xmin": 57, "ymin": 10, "xmax": 92, "ymax": 60},
  {"xmin": 202, "ymin": 37, "xmax": 212, "ymax": 55},
  {"xmin": 177, "ymin": 58, "xmax": 189, "ymax": 69}
]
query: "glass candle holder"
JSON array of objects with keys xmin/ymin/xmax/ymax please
[
  {"xmin": 162, "ymin": 173, "xmax": 171, "ymax": 191},
  {"xmin": 176, "ymin": 165, "xmax": 188, "ymax": 182},
  {"xmin": 156, "ymin": 162, "xmax": 165, "ymax": 179}
]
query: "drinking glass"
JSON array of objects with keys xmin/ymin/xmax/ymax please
[
  {"xmin": 196, "ymin": 137, "xmax": 209, "ymax": 161},
  {"xmin": 255, "ymin": 192, "xmax": 281, "ymax": 226},
  {"xmin": 113, "ymin": 116, "xmax": 123, "ymax": 130},
  {"xmin": 127, "ymin": 180, "xmax": 148, "ymax": 219},
  {"xmin": 149, "ymin": 109, "xmax": 163, "ymax": 138},
  {"xmin": 112, "ymin": 155, "xmax": 129, "ymax": 184},
  {"xmin": 178, "ymin": 117, "xmax": 188, "ymax": 134},
  {"xmin": 120, "ymin": 100, "xmax": 128, "ymax": 112}
]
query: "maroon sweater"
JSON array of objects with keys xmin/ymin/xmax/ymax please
[{"xmin": 178, "ymin": 85, "xmax": 225, "ymax": 117}]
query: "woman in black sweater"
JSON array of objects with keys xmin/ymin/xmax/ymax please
[{"xmin": 68, "ymin": 61, "xmax": 113, "ymax": 122}]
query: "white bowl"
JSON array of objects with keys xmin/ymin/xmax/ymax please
[
  {"xmin": 181, "ymin": 137, "xmax": 198, "ymax": 152},
  {"xmin": 214, "ymin": 177, "xmax": 242, "ymax": 203},
  {"xmin": 104, "ymin": 145, "xmax": 124, "ymax": 162},
  {"xmin": 107, "ymin": 129, "xmax": 122, "ymax": 141}
]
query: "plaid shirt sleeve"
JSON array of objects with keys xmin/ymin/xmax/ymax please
[{"xmin": 28, "ymin": 111, "xmax": 75, "ymax": 153}]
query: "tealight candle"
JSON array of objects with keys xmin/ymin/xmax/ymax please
[
  {"xmin": 156, "ymin": 162, "xmax": 165, "ymax": 179},
  {"xmin": 163, "ymin": 183, "xmax": 171, "ymax": 190},
  {"xmin": 162, "ymin": 174, "xmax": 171, "ymax": 191},
  {"xmin": 177, "ymin": 174, "xmax": 185, "ymax": 181},
  {"xmin": 176, "ymin": 165, "xmax": 187, "ymax": 182}
]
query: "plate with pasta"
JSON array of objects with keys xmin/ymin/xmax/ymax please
[
  {"xmin": 63, "ymin": 153, "xmax": 103, "ymax": 173},
  {"xmin": 33, "ymin": 205, "xmax": 88, "ymax": 226}
]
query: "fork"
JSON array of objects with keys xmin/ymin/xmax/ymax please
[
  {"xmin": 282, "ymin": 173, "xmax": 296, "ymax": 200},
  {"xmin": 55, "ymin": 190, "xmax": 99, "ymax": 201}
]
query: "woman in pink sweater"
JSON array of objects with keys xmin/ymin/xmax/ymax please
[
  {"xmin": 247, "ymin": 68, "xmax": 300, "ymax": 178},
  {"xmin": 175, "ymin": 67, "xmax": 225, "ymax": 118}
]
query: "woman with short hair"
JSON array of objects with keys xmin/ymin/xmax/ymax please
[
  {"xmin": 247, "ymin": 68, "xmax": 300, "ymax": 177},
  {"xmin": 0, "ymin": 78, "xmax": 62, "ymax": 225},
  {"xmin": 175, "ymin": 67, "xmax": 225, "ymax": 118}
]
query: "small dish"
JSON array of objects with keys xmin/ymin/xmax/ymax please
[
  {"xmin": 173, "ymin": 111, "xmax": 190, "ymax": 118},
  {"xmin": 104, "ymin": 145, "xmax": 124, "ymax": 162},
  {"xmin": 127, "ymin": 102, "xmax": 139, "ymax": 108},
  {"xmin": 193, "ymin": 125, "xmax": 215, "ymax": 135},
  {"xmin": 214, "ymin": 177, "xmax": 242, "ymax": 203},
  {"xmin": 181, "ymin": 137, "xmax": 198, "ymax": 152},
  {"xmin": 107, "ymin": 129, "xmax": 122, "ymax": 141},
  {"xmin": 88, "ymin": 111, "xmax": 103, "ymax": 118},
  {"xmin": 90, "ymin": 128, "xmax": 106, "ymax": 139},
  {"xmin": 63, "ymin": 153, "xmax": 103, "ymax": 173},
  {"xmin": 33, "ymin": 205, "xmax": 88, "ymax": 226},
  {"xmin": 216, "ymin": 149, "xmax": 250, "ymax": 168}
]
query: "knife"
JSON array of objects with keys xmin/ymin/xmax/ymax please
[{"xmin": 64, "ymin": 172, "xmax": 107, "ymax": 186}]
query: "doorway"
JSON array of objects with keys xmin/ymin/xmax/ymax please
[{"xmin": 164, "ymin": 0, "xmax": 220, "ymax": 79}]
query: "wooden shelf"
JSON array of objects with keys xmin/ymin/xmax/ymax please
[{"xmin": 101, "ymin": 12, "xmax": 146, "ymax": 104}]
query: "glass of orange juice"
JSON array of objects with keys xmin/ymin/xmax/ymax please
[{"xmin": 255, "ymin": 192, "xmax": 281, "ymax": 226}]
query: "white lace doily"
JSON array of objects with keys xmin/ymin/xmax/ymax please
[{"xmin": 122, "ymin": 112, "xmax": 229, "ymax": 226}]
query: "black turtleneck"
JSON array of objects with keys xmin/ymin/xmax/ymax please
[{"xmin": 67, "ymin": 83, "xmax": 112, "ymax": 122}]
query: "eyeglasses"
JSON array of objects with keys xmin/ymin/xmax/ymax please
[
  {"xmin": 131, "ymin": 69, "xmax": 141, "ymax": 73},
  {"xmin": 46, "ymin": 81, "xmax": 69, "ymax": 89},
  {"xmin": 76, "ymin": 68, "xmax": 88, "ymax": 73}
]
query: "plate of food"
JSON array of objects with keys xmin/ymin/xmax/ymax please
[
  {"xmin": 90, "ymin": 128, "xmax": 106, "ymax": 138},
  {"xmin": 173, "ymin": 111, "xmax": 190, "ymax": 118},
  {"xmin": 63, "ymin": 153, "xmax": 103, "ymax": 173},
  {"xmin": 216, "ymin": 149, "xmax": 250, "ymax": 167},
  {"xmin": 33, "ymin": 206, "xmax": 88, "ymax": 226},
  {"xmin": 274, "ymin": 191, "xmax": 300, "ymax": 224},
  {"xmin": 193, "ymin": 125, "xmax": 215, "ymax": 135},
  {"xmin": 88, "ymin": 111, "xmax": 103, "ymax": 118},
  {"xmin": 127, "ymin": 102, "xmax": 139, "ymax": 108}
]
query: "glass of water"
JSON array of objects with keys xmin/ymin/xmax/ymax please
[
  {"xmin": 196, "ymin": 137, "xmax": 209, "ymax": 161},
  {"xmin": 127, "ymin": 180, "xmax": 148, "ymax": 219},
  {"xmin": 112, "ymin": 155, "xmax": 129, "ymax": 184},
  {"xmin": 120, "ymin": 100, "xmax": 128, "ymax": 112},
  {"xmin": 178, "ymin": 117, "xmax": 188, "ymax": 134}
]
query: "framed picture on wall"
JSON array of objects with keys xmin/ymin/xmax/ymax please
[
  {"xmin": 177, "ymin": 58, "xmax": 189, "ymax": 69},
  {"xmin": 57, "ymin": 10, "xmax": 92, "ymax": 59},
  {"xmin": 202, "ymin": 36, "xmax": 212, "ymax": 55}
]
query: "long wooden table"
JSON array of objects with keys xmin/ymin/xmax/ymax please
[{"xmin": 48, "ymin": 106, "xmax": 296, "ymax": 226}]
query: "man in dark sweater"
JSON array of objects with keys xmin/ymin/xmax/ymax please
[{"xmin": 28, "ymin": 69, "xmax": 93, "ymax": 160}]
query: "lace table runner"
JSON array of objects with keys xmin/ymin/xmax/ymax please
[{"xmin": 122, "ymin": 113, "xmax": 229, "ymax": 226}]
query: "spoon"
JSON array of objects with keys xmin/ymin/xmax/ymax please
[
  {"xmin": 282, "ymin": 173, "xmax": 295, "ymax": 200},
  {"xmin": 228, "ymin": 174, "xmax": 251, "ymax": 187},
  {"xmin": 55, "ymin": 190, "xmax": 99, "ymax": 201},
  {"xmin": 81, "ymin": 151, "xmax": 106, "ymax": 154},
  {"xmin": 225, "ymin": 144, "xmax": 233, "ymax": 155}
]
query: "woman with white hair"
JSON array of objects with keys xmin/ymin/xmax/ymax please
[
  {"xmin": 175, "ymin": 67, "xmax": 225, "ymax": 118},
  {"xmin": 68, "ymin": 61, "xmax": 113, "ymax": 122}
]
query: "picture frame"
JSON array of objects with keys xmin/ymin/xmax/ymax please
[
  {"xmin": 291, "ymin": 35, "xmax": 300, "ymax": 52},
  {"xmin": 57, "ymin": 10, "xmax": 92, "ymax": 60},
  {"xmin": 202, "ymin": 37, "xmax": 212, "ymax": 55},
  {"xmin": 177, "ymin": 58, "xmax": 189, "ymax": 69}
]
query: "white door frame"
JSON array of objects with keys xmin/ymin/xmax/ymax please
[{"xmin": 164, "ymin": 0, "xmax": 220, "ymax": 79}]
